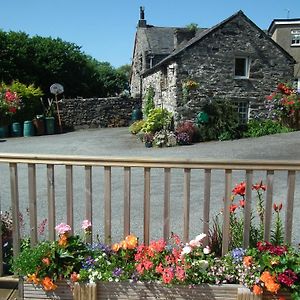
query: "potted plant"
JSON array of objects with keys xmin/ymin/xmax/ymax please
[
  {"xmin": 0, "ymin": 84, "xmax": 21, "ymax": 137},
  {"xmin": 142, "ymin": 132, "xmax": 154, "ymax": 148},
  {"xmin": 44, "ymin": 98, "xmax": 56, "ymax": 135}
]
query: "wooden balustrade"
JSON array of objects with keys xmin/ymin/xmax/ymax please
[{"xmin": 0, "ymin": 153, "xmax": 300, "ymax": 276}]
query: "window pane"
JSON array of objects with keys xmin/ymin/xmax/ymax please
[{"xmin": 235, "ymin": 58, "xmax": 246, "ymax": 76}]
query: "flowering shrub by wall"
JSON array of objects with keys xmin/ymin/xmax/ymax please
[{"xmin": 0, "ymin": 85, "xmax": 21, "ymax": 124}]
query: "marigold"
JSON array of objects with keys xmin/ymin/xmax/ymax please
[
  {"xmin": 111, "ymin": 243, "xmax": 120, "ymax": 252},
  {"xmin": 252, "ymin": 284, "xmax": 263, "ymax": 295},
  {"xmin": 243, "ymin": 256, "xmax": 253, "ymax": 267},
  {"xmin": 260, "ymin": 271, "xmax": 274, "ymax": 283},
  {"xmin": 27, "ymin": 273, "xmax": 40, "ymax": 285},
  {"xmin": 58, "ymin": 234, "xmax": 68, "ymax": 247},
  {"xmin": 125, "ymin": 234, "xmax": 138, "ymax": 249},
  {"xmin": 41, "ymin": 277, "xmax": 57, "ymax": 291}
]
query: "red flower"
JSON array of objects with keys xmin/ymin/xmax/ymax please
[
  {"xmin": 162, "ymin": 267, "xmax": 174, "ymax": 284},
  {"xmin": 230, "ymin": 204, "xmax": 238, "ymax": 213},
  {"xmin": 239, "ymin": 199, "xmax": 245, "ymax": 208},
  {"xmin": 252, "ymin": 181, "xmax": 266, "ymax": 191},
  {"xmin": 232, "ymin": 182, "xmax": 246, "ymax": 196},
  {"xmin": 273, "ymin": 203, "xmax": 283, "ymax": 212},
  {"xmin": 278, "ymin": 270, "xmax": 298, "ymax": 287}
]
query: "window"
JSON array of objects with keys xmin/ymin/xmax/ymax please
[
  {"xmin": 291, "ymin": 30, "xmax": 300, "ymax": 46},
  {"xmin": 234, "ymin": 101, "xmax": 249, "ymax": 123},
  {"xmin": 234, "ymin": 57, "xmax": 250, "ymax": 79}
]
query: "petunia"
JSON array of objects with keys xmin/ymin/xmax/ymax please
[{"xmin": 55, "ymin": 223, "xmax": 71, "ymax": 235}]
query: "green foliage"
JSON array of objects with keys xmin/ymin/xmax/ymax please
[
  {"xmin": 129, "ymin": 120, "xmax": 145, "ymax": 135},
  {"xmin": 2, "ymin": 81, "xmax": 44, "ymax": 122},
  {"xmin": 186, "ymin": 23, "xmax": 199, "ymax": 32},
  {"xmin": 143, "ymin": 86, "xmax": 155, "ymax": 118},
  {"xmin": 244, "ymin": 119, "xmax": 293, "ymax": 138},
  {"xmin": 141, "ymin": 108, "xmax": 173, "ymax": 134},
  {"xmin": 0, "ymin": 30, "xmax": 128, "ymax": 97},
  {"xmin": 196, "ymin": 100, "xmax": 241, "ymax": 141}
]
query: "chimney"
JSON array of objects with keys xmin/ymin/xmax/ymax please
[
  {"xmin": 174, "ymin": 28, "xmax": 196, "ymax": 49},
  {"xmin": 138, "ymin": 6, "xmax": 147, "ymax": 27}
]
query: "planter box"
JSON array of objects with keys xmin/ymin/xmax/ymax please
[
  {"xmin": 21, "ymin": 280, "xmax": 292, "ymax": 300},
  {"xmin": 20, "ymin": 279, "xmax": 73, "ymax": 300}
]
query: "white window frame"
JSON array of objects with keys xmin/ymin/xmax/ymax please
[
  {"xmin": 291, "ymin": 30, "xmax": 300, "ymax": 46},
  {"xmin": 234, "ymin": 101, "xmax": 249, "ymax": 124},
  {"xmin": 234, "ymin": 57, "xmax": 250, "ymax": 79}
]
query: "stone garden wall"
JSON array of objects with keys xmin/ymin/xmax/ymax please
[{"xmin": 58, "ymin": 97, "xmax": 141, "ymax": 130}]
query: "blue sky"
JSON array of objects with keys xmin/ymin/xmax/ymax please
[{"xmin": 1, "ymin": 0, "xmax": 300, "ymax": 68}]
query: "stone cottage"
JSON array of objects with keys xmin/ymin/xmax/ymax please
[{"xmin": 130, "ymin": 9, "xmax": 295, "ymax": 122}]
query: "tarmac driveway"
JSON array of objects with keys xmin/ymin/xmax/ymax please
[{"xmin": 1, "ymin": 128, "xmax": 300, "ymax": 243}]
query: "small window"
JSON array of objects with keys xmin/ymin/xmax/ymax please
[
  {"xmin": 234, "ymin": 57, "xmax": 250, "ymax": 79},
  {"xmin": 291, "ymin": 30, "xmax": 300, "ymax": 46},
  {"xmin": 234, "ymin": 101, "xmax": 249, "ymax": 124}
]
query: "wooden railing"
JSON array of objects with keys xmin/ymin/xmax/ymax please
[{"xmin": 0, "ymin": 153, "xmax": 300, "ymax": 276}]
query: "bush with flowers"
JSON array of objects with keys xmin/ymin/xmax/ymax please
[
  {"xmin": 0, "ymin": 84, "xmax": 21, "ymax": 125},
  {"xmin": 264, "ymin": 82, "xmax": 300, "ymax": 129}
]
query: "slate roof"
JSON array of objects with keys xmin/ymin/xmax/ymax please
[{"xmin": 142, "ymin": 10, "xmax": 295, "ymax": 76}]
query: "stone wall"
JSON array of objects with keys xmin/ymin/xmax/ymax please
[
  {"xmin": 142, "ymin": 13, "xmax": 295, "ymax": 121},
  {"xmin": 58, "ymin": 97, "xmax": 141, "ymax": 130}
]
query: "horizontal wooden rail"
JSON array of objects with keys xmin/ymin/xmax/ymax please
[{"xmin": 1, "ymin": 153, "xmax": 300, "ymax": 170}]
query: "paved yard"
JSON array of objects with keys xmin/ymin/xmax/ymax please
[
  {"xmin": 1, "ymin": 128, "xmax": 300, "ymax": 244},
  {"xmin": 1, "ymin": 127, "xmax": 300, "ymax": 159}
]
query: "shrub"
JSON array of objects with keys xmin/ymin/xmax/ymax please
[
  {"xmin": 153, "ymin": 130, "xmax": 177, "ymax": 147},
  {"xmin": 244, "ymin": 120, "xmax": 293, "ymax": 138},
  {"xmin": 141, "ymin": 108, "xmax": 173, "ymax": 134},
  {"xmin": 3, "ymin": 81, "xmax": 44, "ymax": 122},
  {"xmin": 129, "ymin": 120, "xmax": 145, "ymax": 135},
  {"xmin": 175, "ymin": 120, "xmax": 198, "ymax": 143},
  {"xmin": 195, "ymin": 100, "xmax": 241, "ymax": 142}
]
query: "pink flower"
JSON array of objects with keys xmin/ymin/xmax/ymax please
[
  {"xmin": 203, "ymin": 246, "xmax": 211, "ymax": 254},
  {"xmin": 81, "ymin": 220, "xmax": 92, "ymax": 232},
  {"xmin": 55, "ymin": 223, "xmax": 71, "ymax": 235}
]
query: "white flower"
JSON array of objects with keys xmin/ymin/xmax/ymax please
[
  {"xmin": 195, "ymin": 233, "xmax": 206, "ymax": 242},
  {"xmin": 181, "ymin": 244, "xmax": 192, "ymax": 256},
  {"xmin": 203, "ymin": 246, "xmax": 211, "ymax": 254},
  {"xmin": 198, "ymin": 260, "xmax": 209, "ymax": 270}
]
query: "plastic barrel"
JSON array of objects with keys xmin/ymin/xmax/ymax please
[
  {"xmin": 45, "ymin": 117, "xmax": 55, "ymax": 135},
  {"xmin": 0, "ymin": 125, "xmax": 9, "ymax": 138},
  {"xmin": 11, "ymin": 122, "xmax": 22, "ymax": 137},
  {"xmin": 23, "ymin": 120, "xmax": 35, "ymax": 137},
  {"xmin": 132, "ymin": 108, "xmax": 143, "ymax": 122}
]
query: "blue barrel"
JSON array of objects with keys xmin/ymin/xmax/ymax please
[
  {"xmin": 11, "ymin": 122, "xmax": 22, "ymax": 137},
  {"xmin": 23, "ymin": 120, "xmax": 35, "ymax": 137},
  {"xmin": 45, "ymin": 117, "xmax": 55, "ymax": 135},
  {"xmin": 0, "ymin": 125, "xmax": 9, "ymax": 138}
]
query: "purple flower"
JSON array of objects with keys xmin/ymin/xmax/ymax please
[
  {"xmin": 231, "ymin": 248, "xmax": 246, "ymax": 263},
  {"xmin": 113, "ymin": 267, "xmax": 123, "ymax": 277},
  {"xmin": 82, "ymin": 256, "xmax": 96, "ymax": 269}
]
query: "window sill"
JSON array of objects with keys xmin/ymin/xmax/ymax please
[
  {"xmin": 291, "ymin": 44, "xmax": 300, "ymax": 47},
  {"xmin": 234, "ymin": 76, "xmax": 250, "ymax": 80}
]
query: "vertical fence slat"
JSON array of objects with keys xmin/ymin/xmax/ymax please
[
  {"xmin": 85, "ymin": 166, "xmax": 93, "ymax": 243},
  {"xmin": 243, "ymin": 170, "xmax": 253, "ymax": 249},
  {"xmin": 264, "ymin": 170, "xmax": 274, "ymax": 242},
  {"xmin": 144, "ymin": 167, "xmax": 151, "ymax": 245},
  {"xmin": 47, "ymin": 164, "xmax": 55, "ymax": 241},
  {"xmin": 183, "ymin": 168, "xmax": 191, "ymax": 243},
  {"xmin": 163, "ymin": 168, "xmax": 171, "ymax": 241},
  {"xmin": 104, "ymin": 166, "xmax": 111, "ymax": 244},
  {"xmin": 222, "ymin": 169, "xmax": 232, "ymax": 256},
  {"xmin": 28, "ymin": 163, "xmax": 38, "ymax": 246},
  {"xmin": 10, "ymin": 163, "xmax": 20, "ymax": 259},
  {"xmin": 203, "ymin": 169, "xmax": 211, "ymax": 245},
  {"xmin": 285, "ymin": 170, "xmax": 296, "ymax": 244},
  {"xmin": 124, "ymin": 167, "xmax": 131, "ymax": 237},
  {"xmin": 66, "ymin": 165, "xmax": 74, "ymax": 235}
]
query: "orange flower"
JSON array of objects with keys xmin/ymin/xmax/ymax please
[
  {"xmin": 120, "ymin": 240, "xmax": 127, "ymax": 250},
  {"xmin": 111, "ymin": 243, "xmax": 120, "ymax": 252},
  {"xmin": 252, "ymin": 284, "xmax": 263, "ymax": 295},
  {"xmin": 70, "ymin": 272, "xmax": 80, "ymax": 282},
  {"xmin": 27, "ymin": 273, "xmax": 40, "ymax": 285},
  {"xmin": 58, "ymin": 234, "xmax": 68, "ymax": 247},
  {"xmin": 243, "ymin": 256, "xmax": 253, "ymax": 267},
  {"xmin": 42, "ymin": 257, "xmax": 51, "ymax": 266},
  {"xmin": 265, "ymin": 280, "xmax": 280, "ymax": 294},
  {"xmin": 41, "ymin": 277, "xmax": 57, "ymax": 291},
  {"xmin": 125, "ymin": 234, "xmax": 138, "ymax": 249},
  {"xmin": 260, "ymin": 271, "xmax": 274, "ymax": 283}
]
